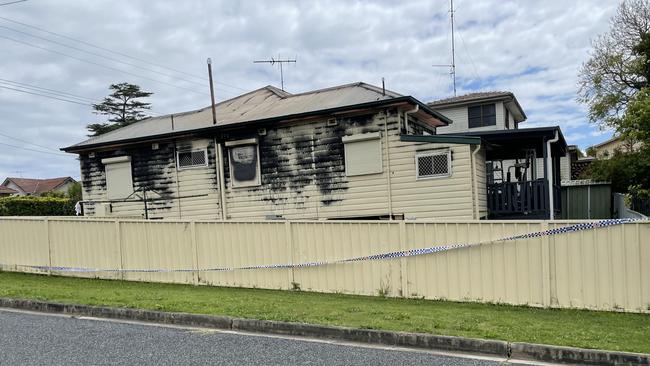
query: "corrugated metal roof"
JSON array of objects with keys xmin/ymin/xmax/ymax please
[{"xmin": 65, "ymin": 82, "xmax": 421, "ymax": 151}]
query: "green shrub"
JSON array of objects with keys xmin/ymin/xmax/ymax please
[{"xmin": 0, "ymin": 196, "xmax": 76, "ymax": 216}]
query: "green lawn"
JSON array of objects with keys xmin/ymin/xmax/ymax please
[{"xmin": 1, "ymin": 271, "xmax": 649, "ymax": 354}]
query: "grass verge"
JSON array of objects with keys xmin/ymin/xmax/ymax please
[{"xmin": 0, "ymin": 271, "xmax": 649, "ymax": 354}]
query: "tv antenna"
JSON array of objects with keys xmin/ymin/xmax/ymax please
[
  {"xmin": 253, "ymin": 56, "xmax": 296, "ymax": 91},
  {"xmin": 432, "ymin": 0, "xmax": 457, "ymax": 96}
]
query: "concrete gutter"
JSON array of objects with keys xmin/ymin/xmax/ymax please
[{"xmin": 1, "ymin": 298, "xmax": 648, "ymax": 366}]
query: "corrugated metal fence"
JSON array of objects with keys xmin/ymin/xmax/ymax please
[{"xmin": 0, "ymin": 217, "xmax": 648, "ymax": 313}]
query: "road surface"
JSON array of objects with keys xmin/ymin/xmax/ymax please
[{"xmin": 0, "ymin": 308, "xmax": 544, "ymax": 365}]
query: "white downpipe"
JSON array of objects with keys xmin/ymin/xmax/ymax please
[
  {"xmin": 471, "ymin": 144, "xmax": 481, "ymax": 220},
  {"xmin": 546, "ymin": 131, "xmax": 559, "ymax": 220},
  {"xmin": 216, "ymin": 140, "xmax": 228, "ymax": 220},
  {"xmin": 384, "ymin": 110, "xmax": 394, "ymax": 220},
  {"xmin": 403, "ymin": 104, "xmax": 419, "ymax": 133}
]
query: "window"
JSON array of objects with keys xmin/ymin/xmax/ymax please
[
  {"xmin": 177, "ymin": 149, "xmax": 208, "ymax": 169},
  {"xmin": 102, "ymin": 156, "xmax": 133, "ymax": 200},
  {"xmin": 342, "ymin": 132, "xmax": 383, "ymax": 176},
  {"xmin": 416, "ymin": 150, "xmax": 451, "ymax": 179},
  {"xmin": 226, "ymin": 138, "xmax": 261, "ymax": 188},
  {"xmin": 468, "ymin": 103, "xmax": 496, "ymax": 128}
]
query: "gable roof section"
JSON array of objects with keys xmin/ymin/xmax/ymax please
[
  {"xmin": 428, "ymin": 91, "xmax": 526, "ymax": 122},
  {"xmin": 2, "ymin": 177, "xmax": 75, "ymax": 194},
  {"xmin": 63, "ymin": 82, "xmax": 451, "ymax": 152},
  {"xmin": 0, "ymin": 186, "xmax": 17, "ymax": 194}
]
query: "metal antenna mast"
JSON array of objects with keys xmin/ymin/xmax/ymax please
[
  {"xmin": 253, "ymin": 56, "xmax": 296, "ymax": 91},
  {"xmin": 432, "ymin": 0, "xmax": 457, "ymax": 96}
]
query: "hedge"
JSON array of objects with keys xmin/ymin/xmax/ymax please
[{"xmin": 0, "ymin": 196, "xmax": 76, "ymax": 216}]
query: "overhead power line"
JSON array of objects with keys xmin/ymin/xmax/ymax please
[
  {"xmin": 0, "ymin": 0, "xmax": 27, "ymax": 6},
  {"xmin": 0, "ymin": 24, "xmax": 212, "ymax": 89},
  {"xmin": 0, "ymin": 84, "xmax": 91, "ymax": 106},
  {"xmin": 0, "ymin": 34, "xmax": 212, "ymax": 97},
  {"xmin": 0, "ymin": 78, "xmax": 173, "ymax": 116},
  {"xmin": 0, "ymin": 141, "xmax": 71, "ymax": 157},
  {"xmin": 0, "ymin": 78, "xmax": 96, "ymax": 104},
  {"xmin": 0, "ymin": 130, "xmax": 62, "ymax": 152},
  {"xmin": 0, "ymin": 15, "xmax": 248, "ymax": 93}
]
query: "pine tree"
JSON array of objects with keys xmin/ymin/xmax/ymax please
[{"xmin": 86, "ymin": 83, "xmax": 153, "ymax": 136}]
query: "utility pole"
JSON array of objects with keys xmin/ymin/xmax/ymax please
[
  {"xmin": 432, "ymin": 0, "xmax": 457, "ymax": 96},
  {"xmin": 207, "ymin": 58, "xmax": 217, "ymax": 125},
  {"xmin": 253, "ymin": 56, "xmax": 297, "ymax": 91}
]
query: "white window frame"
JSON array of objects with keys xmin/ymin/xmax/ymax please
[
  {"xmin": 226, "ymin": 138, "xmax": 261, "ymax": 188},
  {"xmin": 176, "ymin": 148, "xmax": 209, "ymax": 170},
  {"xmin": 415, "ymin": 149, "xmax": 452, "ymax": 180},
  {"xmin": 342, "ymin": 132, "xmax": 383, "ymax": 177}
]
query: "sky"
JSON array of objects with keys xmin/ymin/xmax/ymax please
[{"xmin": 0, "ymin": 0, "xmax": 619, "ymax": 180}]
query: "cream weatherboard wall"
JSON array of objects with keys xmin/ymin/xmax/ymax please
[
  {"xmin": 1, "ymin": 217, "xmax": 648, "ymax": 313},
  {"xmin": 435, "ymin": 102, "xmax": 507, "ymax": 134},
  {"xmin": 81, "ymin": 110, "xmax": 482, "ymax": 221}
]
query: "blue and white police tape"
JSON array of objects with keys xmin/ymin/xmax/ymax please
[{"xmin": 3, "ymin": 218, "xmax": 644, "ymax": 274}]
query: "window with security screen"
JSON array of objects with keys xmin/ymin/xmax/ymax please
[
  {"xmin": 177, "ymin": 149, "xmax": 208, "ymax": 169},
  {"xmin": 416, "ymin": 150, "xmax": 451, "ymax": 179}
]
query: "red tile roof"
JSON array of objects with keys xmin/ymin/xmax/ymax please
[{"xmin": 3, "ymin": 177, "xmax": 75, "ymax": 194}]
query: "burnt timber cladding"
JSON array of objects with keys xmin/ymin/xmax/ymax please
[{"xmin": 80, "ymin": 108, "xmax": 481, "ymax": 220}]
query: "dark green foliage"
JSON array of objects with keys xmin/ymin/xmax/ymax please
[
  {"xmin": 87, "ymin": 83, "xmax": 153, "ymax": 136},
  {"xmin": 0, "ymin": 196, "xmax": 75, "ymax": 216},
  {"xmin": 581, "ymin": 148, "xmax": 650, "ymax": 192},
  {"xmin": 67, "ymin": 182, "xmax": 82, "ymax": 202}
]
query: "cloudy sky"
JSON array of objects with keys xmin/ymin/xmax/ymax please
[{"xmin": 0, "ymin": 0, "xmax": 618, "ymax": 180}]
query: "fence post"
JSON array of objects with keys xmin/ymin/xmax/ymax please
[
  {"xmin": 398, "ymin": 221, "xmax": 408, "ymax": 297},
  {"xmin": 285, "ymin": 220, "xmax": 295, "ymax": 289},
  {"xmin": 45, "ymin": 218, "xmax": 52, "ymax": 276},
  {"xmin": 115, "ymin": 220, "xmax": 124, "ymax": 281},
  {"xmin": 540, "ymin": 221, "xmax": 557, "ymax": 307},
  {"xmin": 190, "ymin": 221, "xmax": 199, "ymax": 285}
]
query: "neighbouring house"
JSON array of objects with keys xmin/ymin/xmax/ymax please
[
  {"xmin": 428, "ymin": 92, "xmax": 568, "ymax": 219},
  {"xmin": 0, "ymin": 186, "xmax": 17, "ymax": 197},
  {"xmin": 63, "ymin": 82, "xmax": 567, "ymax": 221},
  {"xmin": 587, "ymin": 135, "xmax": 643, "ymax": 159},
  {"xmin": 1, "ymin": 177, "xmax": 77, "ymax": 196}
]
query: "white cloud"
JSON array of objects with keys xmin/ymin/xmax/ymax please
[{"xmin": 0, "ymin": 0, "xmax": 620, "ymax": 178}]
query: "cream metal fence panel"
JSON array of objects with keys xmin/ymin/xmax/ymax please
[
  {"xmin": 0, "ymin": 217, "xmax": 648, "ymax": 313},
  {"xmin": 194, "ymin": 221, "xmax": 291, "ymax": 290},
  {"xmin": 0, "ymin": 217, "xmax": 49, "ymax": 274}
]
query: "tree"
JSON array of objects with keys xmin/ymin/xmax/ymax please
[
  {"xmin": 87, "ymin": 83, "xmax": 153, "ymax": 136},
  {"xmin": 578, "ymin": 0, "xmax": 650, "ymax": 128},
  {"xmin": 581, "ymin": 148, "xmax": 650, "ymax": 192},
  {"xmin": 67, "ymin": 181, "xmax": 82, "ymax": 202}
]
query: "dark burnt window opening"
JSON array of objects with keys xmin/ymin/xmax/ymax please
[{"xmin": 468, "ymin": 103, "xmax": 496, "ymax": 128}]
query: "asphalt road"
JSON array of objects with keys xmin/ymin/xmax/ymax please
[{"xmin": 0, "ymin": 309, "xmax": 536, "ymax": 366}]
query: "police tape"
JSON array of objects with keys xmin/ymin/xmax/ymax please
[{"xmin": 2, "ymin": 218, "xmax": 644, "ymax": 274}]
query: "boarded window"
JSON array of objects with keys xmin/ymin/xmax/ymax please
[
  {"xmin": 177, "ymin": 149, "xmax": 207, "ymax": 169},
  {"xmin": 102, "ymin": 156, "xmax": 133, "ymax": 200},
  {"xmin": 226, "ymin": 139, "xmax": 261, "ymax": 188},
  {"xmin": 342, "ymin": 132, "xmax": 383, "ymax": 176},
  {"xmin": 468, "ymin": 103, "xmax": 496, "ymax": 128},
  {"xmin": 416, "ymin": 150, "xmax": 451, "ymax": 179}
]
